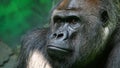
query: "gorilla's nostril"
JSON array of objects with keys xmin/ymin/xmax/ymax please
[
  {"xmin": 53, "ymin": 33, "xmax": 57, "ymax": 37},
  {"xmin": 57, "ymin": 33, "xmax": 64, "ymax": 38}
]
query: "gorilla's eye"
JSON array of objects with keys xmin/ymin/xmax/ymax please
[
  {"xmin": 66, "ymin": 16, "xmax": 80, "ymax": 24},
  {"xmin": 54, "ymin": 16, "xmax": 62, "ymax": 23},
  {"xmin": 100, "ymin": 10, "xmax": 109, "ymax": 27}
]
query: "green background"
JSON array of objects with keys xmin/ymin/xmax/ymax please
[{"xmin": 0, "ymin": 0, "xmax": 59, "ymax": 48}]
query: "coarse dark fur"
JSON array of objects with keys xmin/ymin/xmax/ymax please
[{"xmin": 17, "ymin": 0, "xmax": 120, "ymax": 68}]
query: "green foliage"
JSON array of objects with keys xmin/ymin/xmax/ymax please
[{"xmin": 0, "ymin": 0, "xmax": 52, "ymax": 48}]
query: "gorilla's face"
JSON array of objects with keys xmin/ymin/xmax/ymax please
[{"xmin": 46, "ymin": 0, "xmax": 114, "ymax": 66}]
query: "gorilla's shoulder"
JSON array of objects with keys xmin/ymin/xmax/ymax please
[{"xmin": 20, "ymin": 28, "xmax": 49, "ymax": 49}]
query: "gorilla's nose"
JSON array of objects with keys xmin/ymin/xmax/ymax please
[{"xmin": 51, "ymin": 30, "xmax": 68, "ymax": 40}]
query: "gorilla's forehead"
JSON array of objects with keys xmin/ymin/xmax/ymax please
[
  {"xmin": 57, "ymin": 0, "xmax": 100, "ymax": 10},
  {"xmin": 53, "ymin": 0, "xmax": 101, "ymax": 16}
]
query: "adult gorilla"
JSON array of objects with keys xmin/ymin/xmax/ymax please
[{"xmin": 17, "ymin": 0, "xmax": 119, "ymax": 68}]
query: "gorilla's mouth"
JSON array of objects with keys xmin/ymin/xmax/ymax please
[
  {"xmin": 47, "ymin": 45, "xmax": 72, "ymax": 53},
  {"xmin": 47, "ymin": 45, "xmax": 73, "ymax": 59}
]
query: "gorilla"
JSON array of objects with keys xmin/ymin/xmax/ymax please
[{"xmin": 17, "ymin": 0, "xmax": 119, "ymax": 68}]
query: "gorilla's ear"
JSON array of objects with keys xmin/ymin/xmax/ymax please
[{"xmin": 100, "ymin": 10, "xmax": 109, "ymax": 27}]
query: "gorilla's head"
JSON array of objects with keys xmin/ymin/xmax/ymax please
[{"xmin": 46, "ymin": 0, "xmax": 117, "ymax": 67}]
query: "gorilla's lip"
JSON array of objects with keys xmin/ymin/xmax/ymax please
[{"xmin": 47, "ymin": 45, "xmax": 72, "ymax": 53}]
